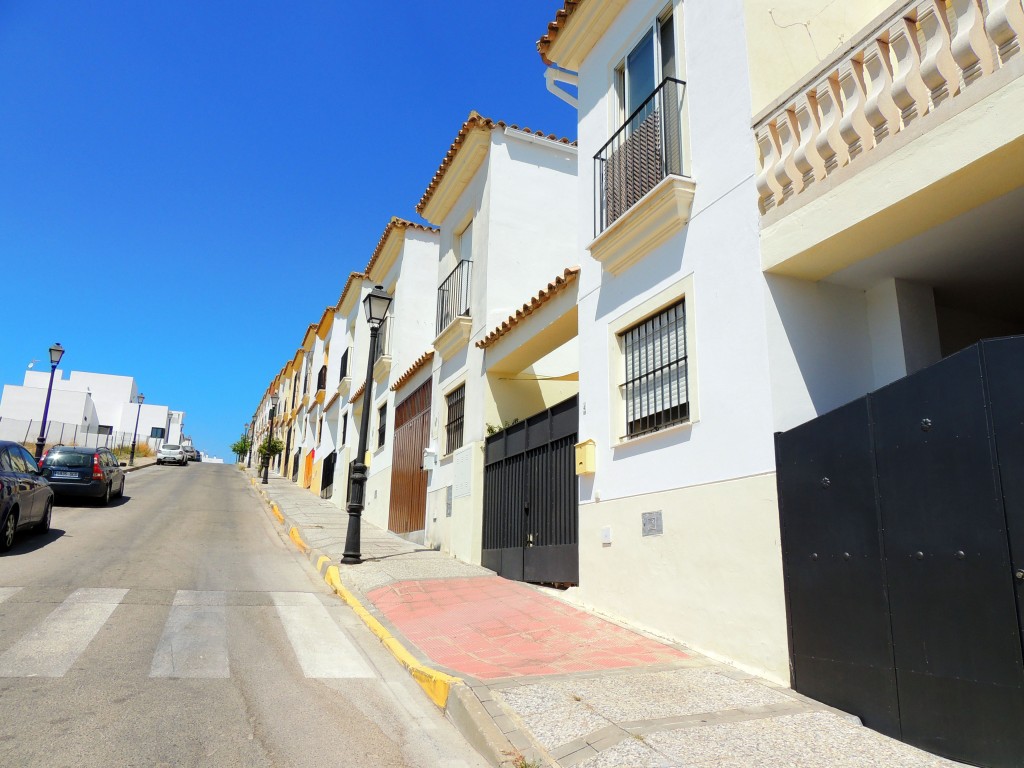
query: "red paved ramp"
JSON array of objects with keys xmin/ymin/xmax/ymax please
[{"xmin": 367, "ymin": 576, "xmax": 688, "ymax": 680}]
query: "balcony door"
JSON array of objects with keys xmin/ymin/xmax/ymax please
[{"xmin": 616, "ymin": 11, "xmax": 676, "ymax": 125}]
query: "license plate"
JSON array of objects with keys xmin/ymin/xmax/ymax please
[{"xmin": 52, "ymin": 471, "xmax": 78, "ymax": 479}]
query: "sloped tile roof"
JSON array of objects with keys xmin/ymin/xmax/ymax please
[
  {"xmin": 537, "ymin": 1, "xmax": 584, "ymax": 65},
  {"xmin": 476, "ymin": 267, "xmax": 581, "ymax": 349},
  {"xmin": 416, "ymin": 111, "xmax": 576, "ymax": 215},
  {"xmin": 351, "ymin": 380, "xmax": 366, "ymax": 401},
  {"xmin": 390, "ymin": 349, "xmax": 434, "ymax": 392},
  {"xmin": 364, "ymin": 217, "xmax": 440, "ymax": 278},
  {"xmin": 335, "ymin": 271, "xmax": 367, "ymax": 312}
]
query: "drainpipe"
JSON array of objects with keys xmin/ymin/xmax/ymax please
[{"xmin": 545, "ymin": 66, "xmax": 579, "ymax": 109}]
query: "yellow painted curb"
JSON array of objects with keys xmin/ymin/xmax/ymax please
[
  {"xmin": 288, "ymin": 526, "xmax": 310, "ymax": 553},
  {"xmin": 271, "ymin": 503, "xmax": 285, "ymax": 523},
  {"xmin": 316, "ymin": 555, "xmax": 331, "ymax": 574},
  {"xmin": 323, "ymin": 565, "xmax": 461, "ymax": 708}
]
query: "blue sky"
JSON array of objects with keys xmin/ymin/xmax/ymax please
[{"xmin": 0, "ymin": 1, "xmax": 576, "ymax": 459}]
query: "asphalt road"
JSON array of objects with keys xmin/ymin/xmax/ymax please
[{"xmin": 0, "ymin": 462, "xmax": 487, "ymax": 768}]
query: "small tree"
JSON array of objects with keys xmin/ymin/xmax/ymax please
[
  {"xmin": 257, "ymin": 436, "xmax": 285, "ymax": 464},
  {"xmin": 230, "ymin": 436, "xmax": 252, "ymax": 463}
]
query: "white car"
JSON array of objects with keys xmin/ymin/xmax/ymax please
[{"xmin": 156, "ymin": 444, "xmax": 187, "ymax": 466}]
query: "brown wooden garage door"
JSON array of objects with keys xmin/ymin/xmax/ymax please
[{"xmin": 388, "ymin": 379, "xmax": 431, "ymax": 534}]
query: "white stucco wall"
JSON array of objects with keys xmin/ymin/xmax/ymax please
[
  {"xmin": 567, "ymin": 0, "xmax": 788, "ymax": 682},
  {"xmin": 423, "ymin": 128, "xmax": 578, "ymax": 559}
]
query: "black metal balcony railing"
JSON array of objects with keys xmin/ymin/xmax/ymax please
[
  {"xmin": 373, "ymin": 317, "xmax": 390, "ymax": 363},
  {"xmin": 594, "ymin": 77, "xmax": 686, "ymax": 235},
  {"xmin": 436, "ymin": 260, "xmax": 472, "ymax": 337},
  {"xmin": 316, "ymin": 365, "xmax": 327, "ymax": 392}
]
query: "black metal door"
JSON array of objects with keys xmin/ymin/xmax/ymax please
[
  {"xmin": 776, "ymin": 399, "xmax": 899, "ymax": 738},
  {"xmin": 320, "ymin": 450, "xmax": 336, "ymax": 499},
  {"xmin": 872, "ymin": 345, "xmax": 1024, "ymax": 765},
  {"xmin": 482, "ymin": 396, "xmax": 578, "ymax": 585},
  {"xmin": 776, "ymin": 337, "xmax": 1024, "ymax": 768}
]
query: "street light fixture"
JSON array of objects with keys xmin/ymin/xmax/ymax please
[
  {"xmin": 34, "ymin": 343, "xmax": 65, "ymax": 461},
  {"xmin": 342, "ymin": 285, "xmax": 392, "ymax": 565},
  {"xmin": 261, "ymin": 392, "xmax": 279, "ymax": 485},
  {"xmin": 246, "ymin": 420, "xmax": 254, "ymax": 468},
  {"xmin": 128, "ymin": 393, "xmax": 145, "ymax": 466}
]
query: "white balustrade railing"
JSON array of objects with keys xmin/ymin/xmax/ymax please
[{"xmin": 754, "ymin": 0, "xmax": 1024, "ymax": 214}]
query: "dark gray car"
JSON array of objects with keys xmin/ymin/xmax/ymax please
[
  {"xmin": 0, "ymin": 440, "xmax": 54, "ymax": 551},
  {"xmin": 40, "ymin": 446, "xmax": 125, "ymax": 506}
]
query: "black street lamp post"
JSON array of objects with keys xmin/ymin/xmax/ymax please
[
  {"xmin": 128, "ymin": 393, "xmax": 145, "ymax": 466},
  {"xmin": 342, "ymin": 285, "xmax": 392, "ymax": 565},
  {"xmin": 34, "ymin": 343, "xmax": 65, "ymax": 461},
  {"xmin": 246, "ymin": 420, "xmax": 254, "ymax": 468},
  {"xmin": 261, "ymin": 393, "xmax": 279, "ymax": 485}
]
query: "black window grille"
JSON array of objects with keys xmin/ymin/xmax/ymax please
[
  {"xmin": 445, "ymin": 385, "xmax": 466, "ymax": 454},
  {"xmin": 316, "ymin": 365, "xmax": 327, "ymax": 392},
  {"xmin": 622, "ymin": 299, "xmax": 688, "ymax": 437},
  {"xmin": 341, "ymin": 412, "xmax": 348, "ymax": 446},
  {"xmin": 377, "ymin": 403, "xmax": 387, "ymax": 448},
  {"xmin": 436, "ymin": 260, "xmax": 472, "ymax": 336},
  {"xmin": 338, "ymin": 349, "xmax": 349, "ymax": 381}
]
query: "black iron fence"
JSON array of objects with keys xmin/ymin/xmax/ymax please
[
  {"xmin": 436, "ymin": 260, "xmax": 472, "ymax": 336},
  {"xmin": 594, "ymin": 77, "xmax": 686, "ymax": 235}
]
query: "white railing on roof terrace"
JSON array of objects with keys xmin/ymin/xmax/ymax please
[{"xmin": 754, "ymin": 0, "xmax": 1024, "ymax": 215}]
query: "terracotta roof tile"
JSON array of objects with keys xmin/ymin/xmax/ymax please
[
  {"xmin": 390, "ymin": 349, "xmax": 435, "ymax": 392},
  {"xmin": 323, "ymin": 390, "xmax": 341, "ymax": 412},
  {"xmin": 476, "ymin": 267, "xmax": 581, "ymax": 349},
  {"xmin": 335, "ymin": 272, "xmax": 367, "ymax": 312},
  {"xmin": 537, "ymin": 0, "xmax": 584, "ymax": 65},
  {"xmin": 416, "ymin": 111, "xmax": 576, "ymax": 215},
  {"xmin": 351, "ymin": 380, "xmax": 366, "ymax": 401},
  {"xmin": 364, "ymin": 218, "xmax": 439, "ymax": 278}
]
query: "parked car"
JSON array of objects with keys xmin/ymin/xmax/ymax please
[
  {"xmin": 0, "ymin": 440, "xmax": 54, "ymax": 551},
  {"xmin": 157, "ymin": 444, "xmax": 187, "ymax": 466},
  {"xmin": 182, "ymin": 445, "xmax": 197, "ymax": 462},
  {"xmin": 193, "ymin": 451, "xmax": 202, "ymax": 462},
  {"xmin": 40, "ymin": 446, "xmax": 125, "ymax": 506}
]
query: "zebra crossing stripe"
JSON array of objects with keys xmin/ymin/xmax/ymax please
[
  {"xmin": 150, "ymin": 590, "xmax": 229, "ymax": 678},
  {"xmin": 270, "ymin": 592, "xmax": 375, "ymax": 678},
  {"xmin": 0, "ymin": 587, "xmax": 128, "ymax": 677}
]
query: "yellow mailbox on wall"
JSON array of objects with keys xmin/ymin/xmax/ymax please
[{"xmin": 574, "ymin": 439, "xmax": 596, "ymax": 475}]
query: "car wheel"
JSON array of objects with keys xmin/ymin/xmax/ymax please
[
  {"xmin": 157, "ymin": 460, "xmax": 162, "ymax": 465},
  {"xmin": 35, "ymin": 499, "xmax": 52, "ymax": 534},
  {"xmin": 116, "ymin": 477, "xmax": 125, "ymax": 498},
  {"xmin": 1, "ymin": 510, "xmax": 17, "ymax": 552},
  {"xmin": 99, "ymin": 483, "xmax": 111, "ymax": 507}
]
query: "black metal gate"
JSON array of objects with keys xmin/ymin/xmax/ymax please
[
  {"xmin": 482, "ymin": 396, "xmax": 578, "ymax": 585},
  {"xmin": 776, "ymin": 338, "xmax": 1024, "ymax": 768}
]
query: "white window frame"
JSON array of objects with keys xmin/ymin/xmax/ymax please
[{"xmin": 607, "ymin": 272, "xmax": 699, "ymax": 445}]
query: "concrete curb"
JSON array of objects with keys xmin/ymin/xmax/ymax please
[{"xmin": 245, "ymin": 473, "xmax": 471, "ymax": 714}]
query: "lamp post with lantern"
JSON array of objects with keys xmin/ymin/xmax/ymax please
[
  {"xmin": 342, "ymin": 285, "xmax": 392, "ymax": 565},
  {"xmin": 33, "ymin": 343, "xmax": 65, "ymax": 461},
  {"xmin": 261, "ymin": 392, "xmax": 279, "ymax": 485},
  {"xmin": 128, "ymin": 393, "xmax": 145, "ymax": 466}
]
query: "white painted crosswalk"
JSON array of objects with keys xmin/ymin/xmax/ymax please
[{"xmin": 0, "ymin": 588, "xmax": 376, "ymax": 681}]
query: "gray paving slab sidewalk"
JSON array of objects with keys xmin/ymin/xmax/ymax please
[{"xmin": 241, "ymin": 465, "xmax": 965, "ymax": 768}]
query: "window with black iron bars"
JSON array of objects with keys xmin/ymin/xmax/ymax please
[
  {"xmin": 622, "ymin": 299, "xmax": 688, "ymax": 437},
  {"xmin": 445, "ymin": 385, "xmax": 465, "ymax": 454}
]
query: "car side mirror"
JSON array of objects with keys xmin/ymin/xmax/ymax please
[{"xmin": 119, "ymin": 462, "xmax": 127, "ymax": 467}]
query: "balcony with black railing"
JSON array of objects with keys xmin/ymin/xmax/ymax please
[
  {"xmin": 590, "ymin": 78, "xmax": 693, "ymax": 275},
  {"xmin": 372, "ymin": 317, "xmax": 392, "ymax": 383},
  {"xmin": 595, "ymin": 77, "xmax": 687, "ymax": 235},
  {"xmin": 436, "ymin": 260, "xmax": 472, "ymax": 337}
]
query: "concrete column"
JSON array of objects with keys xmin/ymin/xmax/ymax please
[{"xmin": 867, "ymin": 278, "xmax": 942, "ymax": 388}]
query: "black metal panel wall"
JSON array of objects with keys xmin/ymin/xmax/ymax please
[
  {"xmin": 776, "ymin": 337, "xmax": 1024, "ymax": 768},
  {"xmin": 776, "ymin": 399, "xmax": 899, "ymax": 738},
  {"xmin": 483, "ymin": 397, "xmax": 578, "ymax": 585},
  {"xmin": 871, "ymin": 345, "xmax": 1024, "ymax": 765}
]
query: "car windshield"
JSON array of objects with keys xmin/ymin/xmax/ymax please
[
  {"xmin": 45, "ymin": 453, "xmax": 92, "ymax": 468},
  {"xmin": 163, "ymin": 445, "xmax": 180, "ymax": 450}
]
